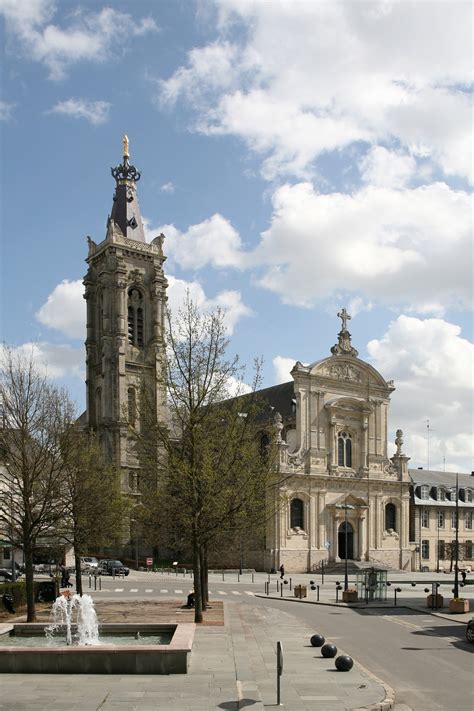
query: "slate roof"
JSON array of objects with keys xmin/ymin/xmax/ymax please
[{"xmin": 410, "ymin": 468, "xmax": 474, "ymax": 507}]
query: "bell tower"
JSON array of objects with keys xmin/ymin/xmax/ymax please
[{"xmin": 83, "ymin": 136, "xmax": 168, "ymax": 492}]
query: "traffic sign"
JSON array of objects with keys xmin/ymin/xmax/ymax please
[{"xmin": 146, "ymin": 558, "xmax": 153, "ymax": 567}]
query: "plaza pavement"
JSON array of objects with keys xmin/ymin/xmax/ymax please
[
  {"xmin": 1, "ymin": 569, "xmax": 472, "ymax": 710},
  {"xmin": 0, "ymin": 599, "xmax": 390, "ymax": 711}
]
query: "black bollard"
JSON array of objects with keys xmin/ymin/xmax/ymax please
[{"xmin": 335, "ymin": 655, "xmax": 353, "ymax": 671}]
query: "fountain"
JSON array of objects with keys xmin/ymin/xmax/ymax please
[
  {"xmin": 0, "ymin": 591, "xmax": 195, "ymax": 673},
  {"xmin": 45, "ymin": 592, "xmax": 99, "ymax": 646}
]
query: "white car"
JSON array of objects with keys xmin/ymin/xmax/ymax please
[{"xmin": 80, "ymin": 556, "xmax": 99, "ymax": 571}]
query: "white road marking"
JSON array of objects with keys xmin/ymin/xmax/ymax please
[
  {"xmin": 114, "ymin": 588, "xmax": 124, "ymax": 592},
  {"xmin": 174, "ymin": 589, "xmax": 183, "ymax": 594},
  {"xmin": 218, "ymin": 591, "xmax": 227, "ymax": 595},
  {"xmin": 145, "ymin": 588, "xmax": 153, "ymax": 593},
  {"xmin": 160, "ymin": 589, "xmax": 168, "ymax": 593},
  {"xmin": 129, "ymin": 588, "xmax": 138, "ymax": 593},
  {"xmin": 245, "ymin": 591, "xmax": 254, "ymax": 596},
  {"xmin": 231, "ymin": 591, "xmax": 241, "ymax": 595}
]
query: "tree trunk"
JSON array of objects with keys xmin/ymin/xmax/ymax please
[
  {"xmin": 192, "ymin": 534, "xmax": 203, "ymax": 623},
  {"xmin": 74, "ymin": 551, "xmax": 83, "ymax": 596},
  {"xmin": 203, "ymin": 545, "xmax": 209, "ymax": 605},
  {"xmin": 199, "ymin": 546, "xmax": 207, "ymax": 611},
  {"xmin": 24, "ymin": 545, "xmax": 36, "ymax": 623}
]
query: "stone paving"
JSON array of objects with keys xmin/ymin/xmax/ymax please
[{"xmin": 0, "ymin": 600, "xmax": 388, "ymax": 711}]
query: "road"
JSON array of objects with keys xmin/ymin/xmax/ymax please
[{"xmin": 86, "ymin": 570, "xmax": 473, "ymax": 711}]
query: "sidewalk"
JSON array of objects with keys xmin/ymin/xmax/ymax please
[{"xmin": 0, "ymin": 601, "xmax": 390, "ymax": 711}]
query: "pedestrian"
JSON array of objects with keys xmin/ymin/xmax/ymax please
[
  {"xmin": 279, "ymin": 564, "xmax": 285, "ymax": 579},
  {"xmin": 186, "ymin": 591, "xmax": 195, "ymax": 608},
  {"xmin": 461, "ymin": 569, "xmax": 467, "ymax": 584},
  {"xmin": 59, "ymin": 564, "xmax": 67, "ymax": 588}
]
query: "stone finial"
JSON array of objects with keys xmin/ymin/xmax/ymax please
[
  {"xmin": 274, "ymin": 410, "xmax": 283, "ymax": 443},
  {"xmin": 123, "ymin": 134, "xmax": 129, "ymax": 159},
  {"xmin": 330, "ymin": 307, "xmax": 358, "ymax": 357}
]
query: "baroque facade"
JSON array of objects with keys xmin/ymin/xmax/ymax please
[
  {"xmin": 83, "ymin": 137, "xmax": 167, "ymax": 494},
  {"xmin": 263, "ymin": 312, "xmax": 413, "ymax": 572}
]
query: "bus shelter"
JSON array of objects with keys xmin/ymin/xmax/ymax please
[{"xmin": 356, "ymin": 567, "xmax": 388, "ymax": 602}]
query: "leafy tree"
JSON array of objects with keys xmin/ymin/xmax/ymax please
[
  {"xmin": 134, "ymin": 295, "xmax": 285, "ymax": 623},
  {"xmin": 0, "ymin": 346, "xmax": 75, "ymax": 621},
  {"xmin": 61, "ymin": 431, "xmax": 128, "ymax": 595}
]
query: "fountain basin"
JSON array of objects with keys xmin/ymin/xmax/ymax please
[{"xmin": 0, "ymin": 623, "xmax": 195, "ymax": 674}]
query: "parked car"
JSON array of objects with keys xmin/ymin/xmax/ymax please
[
  {"xmin": 466, "ymin": 618, "xmax": 474, "ymax": 644},
  {"xmin": 0, "ymin": 568, "xmax": 23, "ymax": 582},
  {"xmin": 80, "ymin": 556, "xmax": 99, "ymax": 571},
  {"xmin": 97, "ymin": 560, "xmax": 130, "ymax": 576}
]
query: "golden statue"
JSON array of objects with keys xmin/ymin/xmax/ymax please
[{"xmin": 122, "ymin": 134, "xmax": 129, "ymax": 158}]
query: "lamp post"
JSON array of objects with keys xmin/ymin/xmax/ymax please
[
  {"xmin": 453, "ymin": 474, "xmax": 460, "ymax": 599},
  {"xmin": 436, "ymin": 510, "xmax": 440, "ymax": 574},
  {"xmin": 335, "ymin": 502, "xmax": 355, "ymax": 591}
]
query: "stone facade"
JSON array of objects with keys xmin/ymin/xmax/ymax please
[
  {"xmin": 263, "ymin": 314, "xmax": 412, "ymax": 573},
  {"xmin": 83, "ymin": 140, "xmax": 168, "ymax": 495}
]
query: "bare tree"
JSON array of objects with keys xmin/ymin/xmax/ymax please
[
  {"xmin": 135, "ymin": 295, "xmax": 284, "ymax": 623},
  {"xmin": 0, "ymin": 346, "xmax": 75, "ymax": 621}
]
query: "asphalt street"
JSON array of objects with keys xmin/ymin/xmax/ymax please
[{"xmin": 85, "ymin": 570, "xmax": 473, "ymax": 711}]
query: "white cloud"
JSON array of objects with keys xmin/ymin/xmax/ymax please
[
  {"xmin": 5, "ymin": 341, "xmax": 84, "ymax": 380},
  {"xmin": 49, "ymin": 98, "xmax": 111, "ymax": 125},
  {"xmin": 359, "ymin": 146, "xmax": 416, "ymax": 188},
  {"xmin": 157, "ymin": 214, "xmax": 245, "ymax": 270},
  {"xmin": 0, "ymin": 0, "xmax": 157, "ymax": 80},
  {"xmin": 167, "ymin": 275, "xmax": 252, "ymax": 335},
  {"xmin": 0, "ymin": 100, "xmax": 15, "ymax": 121},
  {"xmin": 273, "ymin": 356, "xmax": 297, "ymax": 384},
  {"xmin": 36, "ymin": 279, "xmax": 85, "ymax": 339},
  {"xmin": 160, "ymin": 182, "xmax": 175, "ymax": 194},
  {"xmin": 250, "ymin": 181, "xmax": 472, "ymax": 312},
  {"xmin": 368, "ymin": 315, "xmax": 474, "ymax": 472},
  {"xmin": 159, "ymin": 1, "xmax": 473, "ymax": 182}
]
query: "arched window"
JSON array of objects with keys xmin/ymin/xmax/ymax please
[
  {"xmin": 385, "ymin": 503, "xmax": 396, "ymax": 531},
  {"xmin": 96, "ymin": 387, "xmax": 102, "ymax": 423},
  {"xmin": 290, "ymin": 498, "xmax": 304, "ymax": 529},
  {"xmin": 128, "ymin": 387, "xmax": 136, "ymax": 427},
  {"xmin": 259, "ymin": 433, "xmax": 270, "ymax": 458},
  {"xmin": 337, "ymin": 431, "xmax": 352, "ymax": 467},
  {"xmin": 127, "ymin": 288, "xmax": 144, "ymax": 347}
]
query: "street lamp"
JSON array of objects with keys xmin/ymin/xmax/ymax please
[
  {"xmin": 453, "ymin": 474, "xmax": 460, "ymax": 599},
  {"xmin": 335, "ymin": 502, "xmax": 355, "ymax": 591}
]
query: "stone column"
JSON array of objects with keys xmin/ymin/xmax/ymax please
[{"xmin": 318, "ymin": 490, "xmax": 326, "ymax": 551}]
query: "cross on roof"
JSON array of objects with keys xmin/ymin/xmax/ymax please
[{"xmin": 337, "ymin": 308, "xmax": 351, "ymax": 331}]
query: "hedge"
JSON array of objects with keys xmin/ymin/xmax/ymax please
[{"xmin": 1, "ymin": 579, "xmax": 59, "ymax": 610}]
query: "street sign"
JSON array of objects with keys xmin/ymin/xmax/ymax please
[{"xmin": 146, "ymin": 558, "xmax": 153, "ymax": 567}]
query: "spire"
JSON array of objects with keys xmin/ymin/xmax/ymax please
[
  {"xmin": 330, "ymin": 307, "xmax": 359, "ymax": 357},
  {"xmin": 109, "ymin": 135, "xmax": 146, "ymax": 243}
]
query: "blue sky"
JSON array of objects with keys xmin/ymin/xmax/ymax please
[{"xmin": 1, "ymin": 0, "xmax": 473, "ymax": 472}]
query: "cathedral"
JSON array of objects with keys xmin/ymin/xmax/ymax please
[{"xmin": 79, "ymin": 139, "xmax": 473, "ymax": 574}]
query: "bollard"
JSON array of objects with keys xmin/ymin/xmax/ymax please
[
  {"xmin": 88, "ymin": 575, "xmax": 91, "ymax": 589},
  {"xmin": 268, "ymin": 572, "xmax": 270, "ymax": 583},
  {"xmin": 238, "ymin": 572, "xmax": 240, "ymax": 583},
  {"xmin": 266, "ymin": 581, "xmax": 269, "ymax": 596},
  {"xmin": 222, "ymin": 570, "xmax": 225, "ymax": 581},
  {"xmin": 321, "ymin": 560, "xmax": 324, "ymax": 585},
  {"xmin": 276, "ymin": 641, "xmax": 283, "ymax": 706},
  {"xmin": 317, "ymin": 585, "xmax": 320, "ymax": 602},
  {"xmin": 99, "ymin": 576, "xmax": 102, "ymax": 591},
  {"xmin": 280, "ymin": 584, "xmax": 283, "ymax": 597},
  {"xmin": 335, "ymin": 584, "xmax": 342, "ymax": 603},
  {"xmin": 94, "ymin": 575, "xmax": 97, "ymax": 591},
  {"xmin": 277, "ymin": 579, "xmax": 279, "ymax": 592},
  {"xmin": 289, "ymin": 577, "xmax": 292, "ymax": 591},
  {"xmin": 394, "ymin": 587, "xmax": 401, "ymax": 606},
  {"xmin": 252, "ymin": 572, "xmax": 254, "ymax": 583}
]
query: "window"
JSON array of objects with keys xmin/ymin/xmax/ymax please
[
  {"xmin": 337, "ymin": 431, "xmax": 352, "ymax": 468},
  {"xmin": 465, "ymin": 511, "xmax": 473, "ymax": 530},
  {"xmin": 437, "ymin": 510, "xmax": 445, "ymax": 529},
  {"xmin": 420, "ymin": 485, "xmax": 429, "ymax": 500},
  {"xmin": 438, "ymin": 540, "xmax": 445, "ymax": 560},
  {"xmin": 290, "ymin": 498, "xmax": 304, "ymax": 530},
  {"xmin": 466, "ymin": 541, "xmax": 473, "ymax": 559},
  {"xmin": 96, "ymin": 387, "xmax": 102, "ymax": 422},
  {"xmin": 128, "ymin": 387, "xmax": 136, "ymax": 427},
  {"xmin": 437, "ymin": 487, "xmax": 445, "ymax": 501},
  {"xmin": 421, "ymin": 540, "xmax": 430, "ymax": 560},
  {"xmin": 385, "ymin": 503, "xmax": 396, "ymax": 531},
  {"xmin": 127, "ymin": 288, "xmax": 144, "ymax": 347},
  {"xmin": 129, "ymin": 471, "xmax": 139, "ymax": 492},
  {"xmin": 465, "ymin": 489, "xmax": 473, "ymax": 503},
  {"xmin": 448, "ymin": 488, "xmax": 457, "ymax": 502},
  {"xmin": 259, "ymin": 433, "xmax": 270, "ymax": 458},
  {"xmin": 420, "ymin": 509, "xmax": 429, "ymax": 528},
  {"xmin": 3, "ymin": 548, "xmax": 10, "ymax": 560},
  {"xmin": 451, "ymin": 511, "xmax": 458, "ymax": 529}
]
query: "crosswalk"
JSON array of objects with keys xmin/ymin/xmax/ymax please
[{"xmin": 104, "ymin": 587, "xmax": 255, "ymax": 596}]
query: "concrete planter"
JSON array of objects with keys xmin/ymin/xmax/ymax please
[
  {"xmin": 448, "ymin": 598, "xmax": 470, "ymax": 614},
  {"xmin": 426, "ymin": 594, "xmax": 444, "ymax": 608},
  {"xmin": 342, "ymin": 589, "xmax": 358, "ymax": 603}
]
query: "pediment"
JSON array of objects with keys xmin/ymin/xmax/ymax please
[
  {"xmin": 330, "ymin": 493, "xmax": 368, "ymax": 509},
  {"xmin": 309, "ymin": 355, "xmax": 392, "ymax": 390}
]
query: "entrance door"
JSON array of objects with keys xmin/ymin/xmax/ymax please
[{"xmin": 338, "ymin": 521, "xmax": 354, "ymax": 560}]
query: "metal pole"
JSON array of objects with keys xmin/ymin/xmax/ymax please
[
  {"xmin": 344, "ymin": 505, "xmax": 349, "ymax": 591},
  {"xmin": 454, "ymin": 473, "xmax": 460, "ymax": 599},
  {"xmin": 289, "ymin": 577, "xmax": 292, "ymax": 591},
  {"xmin": 316, "ymin": 585, "xmax": 320, "ymax": 602},
  {"xmin": 321, "ymin": 560, "xmax": 324, "ymax": 585},
  {"xmin": 436, "ymin": 511, "xmax": 440, "ymax": 573}
]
